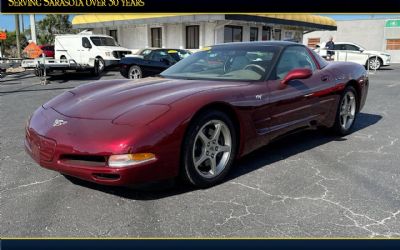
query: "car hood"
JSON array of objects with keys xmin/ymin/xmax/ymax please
[
  {"xmin": 362, "ymin": 50, "xmax": 389, "ymax": 56},
  {"xmin": 46, "ymin": 77, "xmax": 244, "ymax": 120}
]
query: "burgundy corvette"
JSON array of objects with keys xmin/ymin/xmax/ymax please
[{"xmin": 25, "ymin": 42, "xmax": 368, "ymax": 187}]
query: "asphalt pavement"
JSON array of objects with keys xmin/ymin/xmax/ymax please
[{"xmin": 0, "ymin": 67, "xmax": 399, "ymax": 237}]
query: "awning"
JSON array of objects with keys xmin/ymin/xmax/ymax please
[{"xmin": 72, "ymin": 14, "xmax": 336, "ymax": 31}]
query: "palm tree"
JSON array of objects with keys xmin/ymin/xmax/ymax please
[{"xmin": 37, "ymin": 15, "xmax": 75, "ymax": 45}]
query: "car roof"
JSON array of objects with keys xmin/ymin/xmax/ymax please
[{"xmin": 213, "ymin": 41, "xmax": 300, "ymax": 48}]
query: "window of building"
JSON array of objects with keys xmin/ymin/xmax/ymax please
[
  {"xmin": 386, "ymin": 39, "xmax": 400, "ymax": 50},
  {"xmin": 224, "ymin": 25, "xmax": 243, "ymax": 43},
  {"xmin": 109, "ymin": 30, "xmax": 118, "ymax": 42},
  {"xmin": 250, "ymin": 27, "xmax": 259, "ymax": 42},
  {"xmin": 307, "ymin": 38, "xmax": 320, "ymax": 48},
  {"xmin": 186, "ymin": 25, "xmax": 199, "ymax": 49},
  {"xmin": 151, "ymin": 28, "xmax": 162, "ymax": 48},
  {"xmin": 273, "ymin": 29, "xmax": 282, "ymax": 40},
  {"xmin": 262, "ymin": 27, "xmax": 271, "ymax": 41}
]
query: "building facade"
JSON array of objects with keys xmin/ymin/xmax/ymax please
[
  {"xmin": 303, "ymin": 18, "xmax": 400, "ymax": 63},
  {"xmin": 72, "ymin": 14, "xmax": 336, "ymax": 52}
]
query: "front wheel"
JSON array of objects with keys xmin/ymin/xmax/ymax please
[
  {"xmin": 181, "ymin": 110, "xmax": 237, "ymax": 188},
  {"xmin": 367, "ymin": 57, "xmax": 381, "ymax": 70},
  {"xmin": 331, "ymin": 86, "xmax": 358, "ymax": 135},
  {"xmin": 128, "ymin": 65, "xmax": 142, "ymax": 79}
]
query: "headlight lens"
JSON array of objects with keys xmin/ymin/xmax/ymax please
[{"xmin": 108, "ymin": 153, "xmax": 156, "ymax": 167}]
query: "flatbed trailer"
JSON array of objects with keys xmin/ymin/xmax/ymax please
[{"xmin": 21, "ymin": 57, "xmax": 101, "ymax": 77}]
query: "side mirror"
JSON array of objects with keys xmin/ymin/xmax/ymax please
[{"xmin": 281, "ymin": 68, "xmax": 312, "ymax": 85}]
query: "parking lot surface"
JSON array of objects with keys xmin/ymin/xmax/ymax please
[{"xmin": 1, "ymin": 67, "xmax": 399, "ymax": 237}]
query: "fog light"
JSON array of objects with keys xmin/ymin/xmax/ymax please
[{"xmin": 108, "ymin": 153, "xmax": 156, "ymax": 167}]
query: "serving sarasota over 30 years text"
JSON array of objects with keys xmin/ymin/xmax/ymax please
[{"xmin": 7, "ymin": 0, "xmax": 145, "ymax": 7}]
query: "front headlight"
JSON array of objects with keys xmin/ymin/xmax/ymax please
[{"xmin": 108, "ymin": 153, "xmax": 156, "ymax": 167}]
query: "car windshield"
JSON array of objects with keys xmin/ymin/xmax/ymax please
[
  {"xmin": 167, "ymin": 50, "xmax": 192, "ymax": 61},
  {"xmin": 90, "ymin": 36, "xmax": 118, "ymax": 46},
  {"xmin": 161, "ymin": 45, "xmax": 279, "ymax": 81}
]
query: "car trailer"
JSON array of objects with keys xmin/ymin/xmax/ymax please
[{"xmin": 21, "ymin": 57, "xmax": 100, "ymax": 85}]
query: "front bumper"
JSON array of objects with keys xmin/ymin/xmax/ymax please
[
  {"xmin": 24, "ymin": 107, "xmax": 175, "ymax": 186},
  {"xmin": 104, "ymin": 59, "xmax": 120, "ymax": 67}
]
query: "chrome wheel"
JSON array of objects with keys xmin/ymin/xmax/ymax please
[
  {"xmin": 369, "ymin": 58, "xmax": 381, "ymax": 70},
  {"xmin": 339, "ymin": 91, "xmax": 356, "ymax": 130},
  {"xmin": 192, "ymin": 120, "xmax": 232, "ymax": 178},
  {"xmin": 129, "ymin": 66, "xmax": 142, "ymax": 79}
]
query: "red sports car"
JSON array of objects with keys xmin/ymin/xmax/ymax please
[
  {"xmin": 25, "ymin": 42, "xmax": 368, "ymax": 187},
  {"xmin": 39, "ymin": 45, "xmax": 55, "ymax": 58}
]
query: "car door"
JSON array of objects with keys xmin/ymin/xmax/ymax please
[
  {"xmin": 145, "ymin": 50, "xmax": 173, "ymax": 75},
  {"xmin": 80, "ymin": 37, "xmax": 92, "ymax": 66},
  {"xmin": 343, "ymin": 44, "xmax": 367, "ymax": 64},
  {"xmin": 265, "ymin": 46, "xmax": 331, "ymax": 140}
]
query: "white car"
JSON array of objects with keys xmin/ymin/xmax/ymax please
[
  {"xmin": 315, "ymin": 42, "xmax": 391, "ymax": 70},
  {"xmin": 54, "ymin": 32, "xmax": 132, "ymax": 73}
]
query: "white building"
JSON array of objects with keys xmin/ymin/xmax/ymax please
[
  {"xmin": 72, "ymin": 14, "xmax": 336, "ymax": 51},
  {"xmin": 303, "ymin": 18, "xmax": 400, "ymax": 63}
]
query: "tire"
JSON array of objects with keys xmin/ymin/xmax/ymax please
[
  {"xmin": 367, "ymin": 57, "xmax": 382, "ymax": 70},
  {"xmin": 128, "ymin": 65, "xmax": 142, "ymax": 79},
  {"xmin": 181, "ymin": 110, "xmax": 237, "ymax": 188},
  {"xmin": 331, "ymin": 86, "xmax": 358, "ymax": 135},
  {"xmin": 96, "ymin": 57, "xmax": 105, "ymax": 75}
]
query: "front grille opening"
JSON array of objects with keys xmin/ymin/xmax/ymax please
[
  {"xmin": 59, "ymin": 154, "xmax": 107, "ymax": 167},
  {"xmin": 92, "ymin": 173, "xmax": 120, "ymax": 180}
]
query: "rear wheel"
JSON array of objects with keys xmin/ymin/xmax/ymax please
[
  {"xmin": 181, "ymin": 110, "xmax": 237, "ymax": 187},
  {"xmin": 128, "ymin": 65, "xmax": 142, "ymax": 79},
  {"xmin": 331, "ymin": 86, "xmax": 358, "ymax": 135}
]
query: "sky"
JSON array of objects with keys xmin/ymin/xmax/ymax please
[{"xmin": 1, "ymin": 14, "xmax": 400, "ymax": 32}]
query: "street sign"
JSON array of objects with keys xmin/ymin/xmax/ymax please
[
  {"xmin": 385, "ymin": 20, "xmax": 400, "ymax": 27},
  {"xmin": 23, "ymin": 42, "xmax": 43, "ymax": 59},
  {"xmin": 0, "ymin": 32, "xmax": 6, "ymax": 40}
]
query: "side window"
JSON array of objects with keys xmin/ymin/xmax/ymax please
[
  {"xmin": 82, "ymin": 37, "xmax": 91, "ymax": 48},
  {"xmin": 150, "ymin": 50, "xmax": 169, "ymax": 62},
  {"xmin": 345, "ymin": 44, "xmax": 360, "ymax": 51},
  {"xmin": 275, "ymin": 46, "xmax": 317, "ymax": 79}
]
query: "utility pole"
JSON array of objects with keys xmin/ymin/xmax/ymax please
[
  {"xmin": 21, "ymin": 15, "xmax": 25, "ymax": 34},
  {"xmin": 30, "ymin": 14, "xmax": 37, "ymax": 44},
  {"xmin": 15, "ymin": 14, "xmax": 21, "ymax": 58}
]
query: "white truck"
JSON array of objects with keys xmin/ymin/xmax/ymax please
[
  {"xmin": 315, "ymin": 42, "xmax": 391, "ymax": 70},
  {"xmin": 22, "ymin": 31, "xmax": 132, "ymax": 76}
]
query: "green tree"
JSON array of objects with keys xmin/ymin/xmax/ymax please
[
  {"xmin": 1, "ymin": 31, "xmax": 28, "ymax": 57},
  {"xmin": 37, "ymin": 14, "xmax": 75, "ymax": 45}
]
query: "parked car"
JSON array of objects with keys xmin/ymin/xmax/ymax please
[
  {"xmin": 38, "ymin": 45, "xmax": 55, "ymax": 58},
  {"xmin": 25, "ymin": 41, "xmax": 368, "ymax": 188},
  {"xmin": 119, "ymin": 48, "xmax": 191, "ymax": 79},
  {"xmin": 315, "ymin": 42, "xmax": 390, "ymax": 70},
  {"xmin": 55, "ymin": 32, "xmax": 132, "ymax": 74}
]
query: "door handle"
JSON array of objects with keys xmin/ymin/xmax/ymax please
[{"xmin": 321, "ymin": 75, "xmax": 329, "ymax": 82}]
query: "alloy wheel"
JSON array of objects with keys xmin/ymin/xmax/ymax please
[
  {"xmin": 339, "ymin": 91, "xmax": 356, "ymax": 130},
  {"xmin": 192, "ymin": 120, "xmax": 232, "ymax": 178}
]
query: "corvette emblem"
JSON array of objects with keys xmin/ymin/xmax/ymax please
[{"xmin": 53, "ymin": 119, "xmax": 68, "ymax": 127}]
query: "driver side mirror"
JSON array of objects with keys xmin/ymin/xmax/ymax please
[{"xmin": 281, "ymin": 68, "xmax": 312, "ymax": 85}]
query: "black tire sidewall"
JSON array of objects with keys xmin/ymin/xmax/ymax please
[
  {"xmin": 333, "ymin": 86, "xmax": 358, "ymax": 135},
  {"xmin": 182, "ymin": 110, "xmax": 237, "ymax": 187}
]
